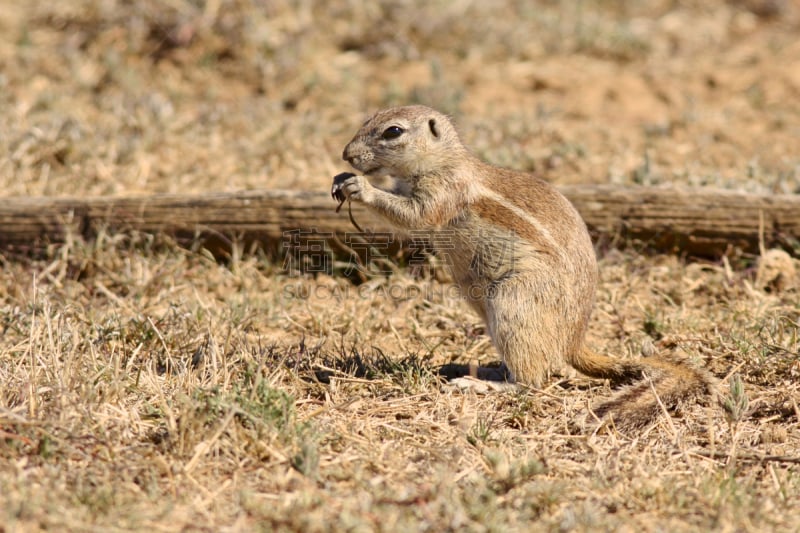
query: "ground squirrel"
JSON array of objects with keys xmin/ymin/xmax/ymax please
[{"xmin": 331, "ymin": 105, "xmax": 714, "ymax": 430}]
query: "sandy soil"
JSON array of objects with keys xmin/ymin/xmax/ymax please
[{"xmin": 0, "ymin": 1, "xmax": 798, "ymax": 197}]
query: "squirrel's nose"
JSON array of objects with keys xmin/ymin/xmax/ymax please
[
  {"xmin": 342, "ymin": 144, "xmax": 357, "ymax": 166},
  {"xmin": 342, "ymin": 145, "xmax": 352, "ymax": 163}
]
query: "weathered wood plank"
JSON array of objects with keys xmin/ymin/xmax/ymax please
[{"xmin": 0, "ymin": 186, "xmax": 797, "ymax": 258}]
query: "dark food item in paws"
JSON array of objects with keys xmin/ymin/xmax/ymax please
[{"xmin": 331, "ymin": 172, "xmax": 356, "ymax": 204}]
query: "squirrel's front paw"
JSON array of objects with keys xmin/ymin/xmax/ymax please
[{"xmin": 331, "ymin": 172, "xmax": 371, "ymax": 203}]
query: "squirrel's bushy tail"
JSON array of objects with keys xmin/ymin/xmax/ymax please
[{"xmin": 571, "ymin": 350, "xmax": 716, "ymax": 430}]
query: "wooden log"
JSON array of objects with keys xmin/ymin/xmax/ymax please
[{"xmin": 0, "ymin": 186, "xmax": 797, "ymax": 258}]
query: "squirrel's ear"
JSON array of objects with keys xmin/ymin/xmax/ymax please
[{"xmin": 428, "ymin": 118, "xmax": 440, "ymax": 138}]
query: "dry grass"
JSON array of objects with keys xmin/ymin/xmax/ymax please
[
  {"xmin": 1, "ymin": 0, "xmax": 800, "ymax": 531},
  {"xmin": 1, "ymin": 234, "xmax": 798, "ymax": 531}
]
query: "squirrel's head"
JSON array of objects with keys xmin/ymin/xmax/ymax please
[{"xmin": 342, "ymin": 105, "xmax": 466, "ymax": 181}]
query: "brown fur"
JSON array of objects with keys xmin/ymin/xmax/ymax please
[
  {"xmin": 471, "ymin": 197, "xmax": 548, "ymax": 247},
  {"xmin": 333, "ymin": 105, "xmax": 715, "ymax": 431}
]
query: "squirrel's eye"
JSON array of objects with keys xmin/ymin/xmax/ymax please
[{"xmin": 381, "ymin": 126, "xmax": 404, "ymax": 140}]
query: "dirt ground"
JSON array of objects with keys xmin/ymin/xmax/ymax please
[
  {"xmin": 1, "ymin": 1, "xmax": 799, "ymax": 531},
  {"xmin": 2, "ymin": 0, "xmax": 800, "ymax": 197}
]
